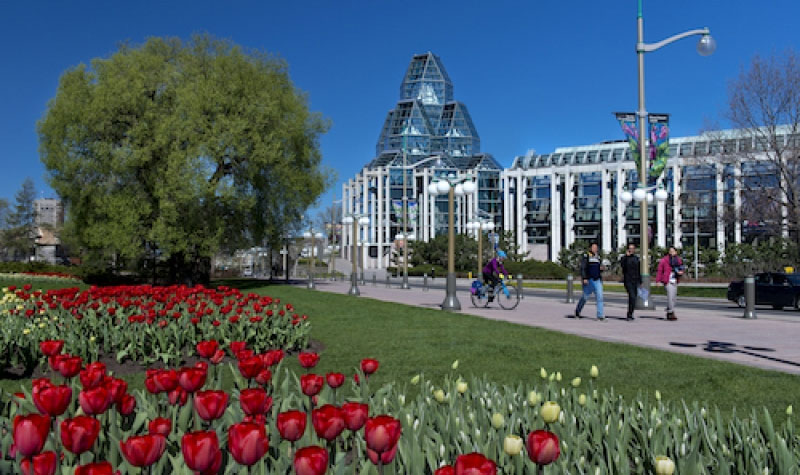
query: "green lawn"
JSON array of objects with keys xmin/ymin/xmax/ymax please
[
  {"xmin": 524, "ymin": 281, "xmax": 729, "ymax": 299},
  {"xmin": 1, "ymin": 278, "xmax": 796, "ymax": 424}
]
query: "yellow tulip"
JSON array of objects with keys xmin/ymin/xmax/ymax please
[
  {"xmin": 590, "ymin": 365, "xmax": 599, "ymax": 378},
  {"xmin": 571, "ymin": 377, "xmax": 581, "ymax": 387},
  {"xmin": 491, "ymin": 413, "xmax": 505, "ymax": 429},
  {"xmin": 556, "ymin": 372, "xmax": 562, "ymax": 382},
  {"xmin": 452, "ymin": 360, "xmax": 459, "ymax": 370},
  {"xmin": 528, "ymin": 391, "xmax": 541, "ymax": 406},
  {"xmin": 540, "ymin": 367, "xmax": 548, "ymax": 379},
  {"xmin": 456, "ymin": 381, "xmax": 468, "ymax": 394},
  {"xmin": 578, "ymin": 394, "xmax": 587, "ymax": 406},
  {"xmin": 410, "ymin": 374, "xmax": 420, "ymax": 385},
  {"xmin": 655, "ymin": 390, "xmax": 662, "ymax": 401},
  {"xmin": 541, "ymin": 401, "xmax": 561, "ymax": 423},
  {"xmin": 654, "ymin": 456, "xmax": 675, "ymax": 475},
  {"xmin": 434, "ymin": 389, "xmax": 446, "ymax": 403},
  {"xmin": 23, "ymin": 329, "xmax": 31, "ymax": 335},
  {"xmin": 788, "ymin": 405, "xmax": 793, "ymax": 416},
  {"xmin": 503, "ymin": 435, "xmax": 523, "ymax": 456}
]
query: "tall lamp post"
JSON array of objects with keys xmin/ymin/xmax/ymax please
[
  {"xmin": 466, "ymin": 218, "xmax": 495, "ymax": 279},
  {"xmin": 303, "ymin": 230, "xmax": 324, "ymax": 289},
  {"xmin": 401, "ymin": 119, "xmax": 411, "ymax": 289},
  {"xmin": 342, "ymin": 215, "xmax": 369, "ymax": 296},
  {"xmin": 428, "ymin": 174, "xmax": 477, "ymax": 311},
  {"xmin": 633, "ymin": 0, "xmax": 715, "ymax": 308}
]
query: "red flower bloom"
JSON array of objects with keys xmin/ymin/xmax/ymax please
[
  {"xmin": 19, "ymin": 450, "xmax": 57, "ymax": 475},
  {"xmin": 116, "ymin": 394, "xmax": 136, "ymax": 415},
  {"xmin": 311, "ymin": 404, "xmax": 346, "ymax": 441},
  {"xmin": 276, "ymin": 410, "xmax": 307, "ymax": 442},
  {"xmin": 435, "ymin": 467, "xmax": 455, "ymax": 475},
  {"xmin": 293, "ymin": 445, "xmax": 329, "ymax": 475},
  {"xmin": 78, "ymin": 386, "xmax": 113, "ymax": 415},
  {"xmin": 60, "ymin": 416, "xmax": 101, "ymax": 455},
  {"xmin": 13, "ymin": 414, "xmax": 51, "ymax": 457},
  {"xmin": 38, "ymin": 340, "xmax": 64, "ymax": 357},
  {"xmin": 194, "ymin": 390, "xmax": 229, "ymax": 421},
  {"xmin": 181, "ymin": 431, "xmax": 222, "ymax": 474},
  {"xmin": 238, "ymin": 356, "xmax": 264, "ymax": 379},
  {"xmin": 32, "ymin": 381, "xmax": 72, "ymax": 417},
  {"xmin": 79, "ymin": 362, "xmax": 106, "ymax": 389},
  {"xmin": 298, "ymin": 352, "xmax": 320, "ymax": 369},
  {"xmin": 57, "ymin": 356, "xmax": 83, "ymax": 378},
  {"xmin": 168, "ymin": 387, "xmax": 188, "ymax": 406},
  {"xmin": 152, "ymin": 369, "xmax": 178, "ymax": 393},
  {"xmin": 255, "ymin": 369, "xmax": 272, "ymax": 386},
  {"xmin": 148, "ymin": 417, "xmax": 172, "ymax": 437},
  {"xmin": 74, "ymin": 461, "xmax": 119, "ymax": 475},
  {"xmin": 119, "ymin": 434, "xmax": 166, "ymax": 468},
  {"xmin": 454, "ymin": 453, "xmax": 497, "ymax": 474},
  {"xmin": 107, "ymin": 378, "xmax": 128, "ymax": 404},
  {"xmin": 360, "ymin": 358, "xmax": 379, "ymax": 376},
  {"xmin": 262, "ymin": 349, "xmax": 285, "ymax": 366},
  {"xmin": 228, "ymin": 422, "xmax": 269, "ymax": 466},
  {"xmin": 210, "ymin": 349, "xmax": 226, "ymax": 365},
  {"xmin": 526, "ymin": 430, "xmax": 560, "ymax": 465},
  {"xmin": 342, "ymin": 402, "xmax": 369, "ymax": 431},
  {"xmin": 326, "ymin": 372, "xmax": 345, "ymax": 389},
  {"xmin": 236, "ymin": 349, "xmax": 255, "ymax": 360},
  {"xmin": 364, "ymin": 415, "xmax": 402, "ymax": 464},
  {"xmin": 230, "ymin": 341, "xmax": 247, "ymax": 355},
  {"xmin": 196, "ymin": 340, "xmax": 219, "ymax": 359},
  {"xmin": 239, "ymin": 388, "xmax": 271, "ymax": 416},
  {"xmin": 300, "ymin": 374, "xmax": 324, "ymax": 397},
  {"xmin": 178, "ymin": 367, "xmax": 207, "ymax": 393}
]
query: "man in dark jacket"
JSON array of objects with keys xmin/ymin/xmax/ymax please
[{"xmin": 619, "ymin": 243, "xmax": 642, "ymax": 321}]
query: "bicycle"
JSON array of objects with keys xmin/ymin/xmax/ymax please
[{"xmin": 470, "ymin": 278, "xmax": 520, "ymax": 310}]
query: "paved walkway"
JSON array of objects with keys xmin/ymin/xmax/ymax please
[{"xmin": 304, "ymin": 279, "xmax": 800, "ymax": 375}]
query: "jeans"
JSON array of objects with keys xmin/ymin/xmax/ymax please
[{"xmin": 576, "ymin": 278, "xmax": 604, "ymax": 318}]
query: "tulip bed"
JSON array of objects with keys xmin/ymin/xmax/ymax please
[
  {"xmin": 2, "ymin": 336, "xmax": 799, "ymax": 474},
  {"xmin": 0, "ymin": 284, "xmax": 310, "ymax": 371}
]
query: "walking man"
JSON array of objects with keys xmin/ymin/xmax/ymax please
[
  {"xmin": 619, "ymin": 243, "xmax": 642, "ymax": 321},
  {"xmin": 656, "ymin": 247, "xmax": 684, "ymax": 321},
  {"xmin": 575, "ymin": 242, "xmax": 606, "ymax": 321}
]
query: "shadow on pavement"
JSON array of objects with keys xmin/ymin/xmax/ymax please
[{"xmin": 669, "ymin": 340, "xmax": 800, "ymax": 368}]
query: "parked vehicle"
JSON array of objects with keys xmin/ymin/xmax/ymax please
[{"xmin": 727, "ymin": 272, "xmax": 800, "ymax": 310}]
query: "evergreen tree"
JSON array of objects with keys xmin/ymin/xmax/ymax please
[{"xmin": 3, "ymin": 178, "xmax": 36, "ymax": 261}]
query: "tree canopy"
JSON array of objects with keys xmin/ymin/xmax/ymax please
[{"xmin": 38, "ymin": 35, "xmax": 331, "ymax": 282}]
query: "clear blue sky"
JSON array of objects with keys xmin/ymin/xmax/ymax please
[{"xmin": 1, "ymin": 0, "xmax": 798, "ymax": 218}]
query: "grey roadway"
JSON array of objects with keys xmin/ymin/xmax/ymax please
[{"xmin": 303, "ymin": 277, "xmax": 800, "ymax": 375}]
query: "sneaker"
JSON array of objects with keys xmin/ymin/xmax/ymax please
[
  {"xmin": 627, "ymin": 316, "xmax": 635, "ymax": 321},
  {"xmin": 574, "ymin": 311, "xmax": 581, "ymax": 319},
  {"xmin": 597, "ymin": 317, "xmax": 607, "ymax": 322},
  {"xmin": 488, "ymin": 297, "xmax": 494, "ymax": 303},
  {"xmin": 667, "ymin": 313, "xmax": 677, "ymax": 321}
]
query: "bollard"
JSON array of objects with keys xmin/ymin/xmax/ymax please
[
  {"xmin": 743, "ymin": 275, "xmax": 757, "ymax": 319},
  {"xmin": 360, "ymin": 272, "xmax": 365, "ymax": 285},
  {"xmin": 423, "ymin": 273, "xmax": 428, "ymax": 291},
  {"xmin": 372, "ymin": 273, "xmax": 377, "ymax": 286},
  {"xmin": 386, "ymin": 275, "xmax": 391, "ymax": 288},
  {"xmin": 565, "ymin": 274, "xmax": 575, "ymax": 303},
  {"xmin": 517, "ymin": 274, "xmax": 524, "ymax": 300}
]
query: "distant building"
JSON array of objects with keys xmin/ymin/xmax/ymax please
[
  {"xmin": 34, "ymin": 198, "xmax": 64, "ymax": 228},
  {"xmin": 33, "ymin": 198, "xmax": 65, "ymax": 264}
]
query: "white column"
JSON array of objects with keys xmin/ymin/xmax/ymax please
[
  {"xmin": 341, "ymin": 182, "xmax": 348, "ymax": 259},
  {"xmin": 361, "ymin": 175, "xmax": 369, "ymax": 270},
  {"xmin": 503, "ymin": 173, "xmax": 511, "ymax": 234},
  {"xmin": 656, "ymin": 176, "xmax": 667, "ymax": 248},
  {"xmin": 564, "ymin": 171, "xmax": 575, "ymax": 247},
  {"xmin": 734, "ymin": 162, "xmax": 742, "ymax": 244},
  {"xmin": 516, "ymin": 173, "xmax": 525, "ymax": 250},
  {"xmin": 672, "ymin": 164, "xmax": 683, "ymax": 247},
  {"xmin": 616, "ymin": 168, "xmax": 627, "ymax": 248},
  {"xmin": 715, "ymin": 164, "xmax": 725, "ymax": 253},
  {"xmin": 601, "ymin": 169, "xmax": 612, "ymax": 253},
  {"xmin": 422, "ymin": 169, "xmax": 429, "ymax": 242},
  {"xmin": 550, "ymin": 172, "xmax": 561, "ymax": 262},
  {"xmin": 376, "ymin": 170, "xmax": 384, "ymax": 268}
]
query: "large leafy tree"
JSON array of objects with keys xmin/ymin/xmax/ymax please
[
  {"xmin": 2, "ymin": 178, "xmax": 37, "ymax": 261},
  {"xmin": 38, "ymin": 35, "xmax": 330, "ymax": 283}
]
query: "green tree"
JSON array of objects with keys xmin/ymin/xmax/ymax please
[
  {"xmin": 38, "ymin": 35, "xmax": 330, "ymax": 283},
  {"xmin": 2, "ymin": 178, "xmax": 37, "ymax": 261}
]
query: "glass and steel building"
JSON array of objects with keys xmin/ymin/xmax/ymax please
[{"xmin": 342, "ymin": 52, "xmax": 502, "ymax": 268}]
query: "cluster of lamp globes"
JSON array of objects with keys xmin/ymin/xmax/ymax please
[
  {"xmin": 619, "ymin": 188, "xmax": 669, "ymax": 205},
  {"xmin": 302, "ymin": 231, "xmax": 324, "ymax": 240},
  {"xmin": 426, "ymin": 176, "xmax": 478, "ymax": 196},
  {"xmin": 342, "ymin": 216, "xmax": 370, "ymax": 226}
]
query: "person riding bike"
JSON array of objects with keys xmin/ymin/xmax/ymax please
[{"xmin": 482, "ymin": 250, "xmax": 509, "ymax": 302}]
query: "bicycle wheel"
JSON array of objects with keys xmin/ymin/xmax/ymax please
[
  {"xmin": 471, "ymin": 289, "xmax": 489, "ymax": 308},
  {"xmin": 498, "ymin": 284, "xmax": 520, "ymax": 310}
]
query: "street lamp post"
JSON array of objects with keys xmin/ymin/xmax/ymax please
[
  {"xmin": 303, "ymin": 230, "xmax": 324, "ymax": 289},
  {"xmin": 620, "ymin": 186, "xmax": 669, "ymax": 306},
  {"xmin": 401, "ymin": 120, "xmax": 411, "ymax": 289},
  {"xmin": 428, "ymin": 174, "xmax": 477, "ymax": 311},
  {"xmin": 633, "ymin": 0, "xmax": 715, "ymax": 308},
  {"xmin": 467, "ymin": 219, "xmax": 495, "ymax": 279},
  {"xmin": 343, "ymin": 215, "xmax": 369, "ymax": 296}
]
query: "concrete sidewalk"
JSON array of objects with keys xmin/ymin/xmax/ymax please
[{"xmin": 305, "ymin": 279, "xmax": 800, "ymax": 375}]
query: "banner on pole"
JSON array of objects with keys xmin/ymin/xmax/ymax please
[
  {"xmin": 391, "ymin": 200, "xmax": 403, "ymax": 221},
  {"xmin": 408, "ymin": 199, "xmax": 418, "ymax": 226},
  {"xmin": 648, "ymin": 113, "xmax": 670, "ymax": 179},
  {"xmin": 615, "ymin": 112, "xmax": 640, "ymax": 172}
]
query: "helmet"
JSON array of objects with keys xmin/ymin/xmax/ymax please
[{"xmin": 497, "ymin": 250, "xmax": 507, "ymax": 259}]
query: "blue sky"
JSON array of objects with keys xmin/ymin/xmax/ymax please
[{"xmin": 1, "ymin": 0, "xmax": 798, "ymax": 219}]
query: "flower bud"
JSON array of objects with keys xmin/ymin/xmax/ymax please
[
  {"xmin": 590, "ymin": 365, "xmax": 599, "ymax": 378},
  {"xmin": 655, "ymin": 390, "xmax": 661, "ymax": 401},
  {"xmin": 555, "ymin": 372, "xmax": 562, "ymax": 382},
  {"xmin": 654, "ymin": 456, "xmax": 675, "ymax": 475},
  {"xmin": 491, "ymin": 413, "xmax": 504, "ymax": 429},
  {"xmin": 456, "ymin": 381, "xmax": 468, "ymax": 394},
  {"xmin": 451, "ymin": 360, "xmax": 459, "ymax": 370},
  {"xmin": 504, "ymin": 435, "xmax": 523, "ymax": 456},
  {"xmin": 434, "ymin": 389, "xmax": 446, "ymax": 403},
  {"xmin": 528, "ymin": 391, "xmax": 541, "ymax": 406},
  {"xmin": 540, "ymin": 368, "xmax": 547, "ymax": 379},
  {"xmin": 410, "ymin": 374, "xmax": 420, "ymax": 385},
  {"xmin": 787, "ymin": 405, "xmax": 793, "ymax": 416},
  {"xmin": 540, "ymin": 401, "xmax": 561, "ymax": 424},
  {"xmin": 571, "ymin": 377, "xmax": 581, "ymax": 387},
  {"xmin": 578, "ymin": 394, "xmax": 587, "ymax": 406}
]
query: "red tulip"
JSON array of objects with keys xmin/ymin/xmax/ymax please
[
  {"xmin": 74, "ymin": 462, "xmax": 119, "ymax": 475},
  {"xmin": 435, "ymin": 467, "xmax": 455, "ymax": 475},
  {"xmin": 342, "ymin": 402, "xmax": 369, "ymax": 431},
  {"xmin": 119, "ymin": 434, "xmax": 166, "ymax": 467},
  {"xmin": 79, "ymin": 362, "xmax": 106, "ymax": 389},
  {"xmin": 298, "ymin": 352, "xmax": 320, "ymax": 369},
  {"xmin": 360, "ymin": 358, "xmax": 379, "ymax": 376},
  {"xmin": 148, "ymin": 417, "xmax": 172, "ymax": 437},
  {"xmin": 276, "ymin": 410, "xmax": 307, "ymax": 442},
  {"xmin": 364, "ymin": 415, "xmax": 402, "ymax": 464},
  {"xmin": 255, "ymin": 368, "xmax": 272, "ymax": 386},
  {"xmin": 58, "ymin": 355, "xmax": 83, "ymax": 378},
  {"xmin": 39, "ymin": 340, "xmax": 64, "ymax": 357},
  {"xmin": 178, "ymin": 367, "xmax": 207, "ymax": 393},
  {"xmin": 311, "ymin": 404, "xmax": 346, "ymax": 441},
  {"xmin": 144, "ymin": 371, "xmax": 159, "ymax": 394},
  {"xmin": 168, "ymin": 387, "xmax": 188, "ymax": 406},
  {"xmin": 454, "ymin": 453, "xmax": 497, "ymax": 474},
  {"xmin": 116, "ymin": 394, "xmax": 136, "ymax": 415},
  {"xmin": 526, "ymin": 430, "xmax": 560, "ymax": 465},
  {"xmin": 107, "ymin": 378, "xmax": 128, "ymax": 404},
  {"xmin": 243, "ymin": 414, "xmax": 267, "ymax": 426},
  {"xmin": 240, "ymin": 388, "xmax": 271, "ymax": 415},
  {"xmin": 152, "ymin": 369, "xmax": 178, "ymax": 392},
  {"xmin": 196, "ymin": 340, "xmax": 219, "ymax": 359},
  {"xmin": 182, "ymin": 431, "xmax": 222, "ymax": 474},
  {"xmin": 194, "ymin": 390, "xmax": 229, "ymax": 421},
  {"xmin": 194, "ymin": 361, "xmax": 209, "ymax": 372},
  {"xmin": 60, "ymin": 416, "xmax": 101, "ymax": 455},
  {"xmin": 300, "ymin": 374, "xmax": 324, "ymax": 397},
  {"xmin": 78, "ymin": 386, "xmax": 113, "ymax": 415},
  {"xmin": 228, "ymin": 422, "xmax": 269, "ymax": 466},
  {"xmin": 238, "ymin": 355, "xmax": 263, "ymax": 379},
  {"xmin": 236, "ymin": 349, "xmax": 255, "ymax": 361},
  {"xmin": 293, "ymin": 445, "xmax": 329, "ymax": 475},
  {"xmin": 326, "ymin": 372, "xmax": 345, "ymax": 389},
  {"xmin": 13, "ymin": 414, "xmax": 50, "ymax": 457},
  {"xmin": 210, "ymin": 349, "xmax": 226, "ymax": 364},
  {"xmin": 230, "ymin": 341, "xmax": 247, "ymax": 355},
  {"xmin": 262, "ymin": 348, "xmax": 285, "ymax": 366},
  {"xmin": 32, "ymin": 381, "xmax": 72, "ymax": 417},
  {"xmin": 48, "ymin": 354, "xmax": 67, "ymax": 372},
  {"xmin": 20, "ymin": 450, "xmax": 57, "ymax": 475}
]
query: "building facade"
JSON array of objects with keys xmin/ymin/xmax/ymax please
[{"xmin": 34, "ymin": 198, "xmax": 64, "ymax": 228}]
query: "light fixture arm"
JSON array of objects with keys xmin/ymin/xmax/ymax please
[{"xmin": 637, "ymin": 28, "xmax": 710, "ymax": 53}]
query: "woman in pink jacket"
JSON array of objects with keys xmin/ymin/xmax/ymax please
[{"xmin": 656, "ymin": 247, "xmax": 684, "ymax": 321}]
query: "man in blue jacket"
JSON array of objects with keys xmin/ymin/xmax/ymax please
[{"xmin": 575, "ymin": 242, "xmax": 606, "ymax": 321}]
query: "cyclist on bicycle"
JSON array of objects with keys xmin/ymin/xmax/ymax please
[{"xmin": 482, "ymin": 250, "xmax": 509, "ymax": 302}]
